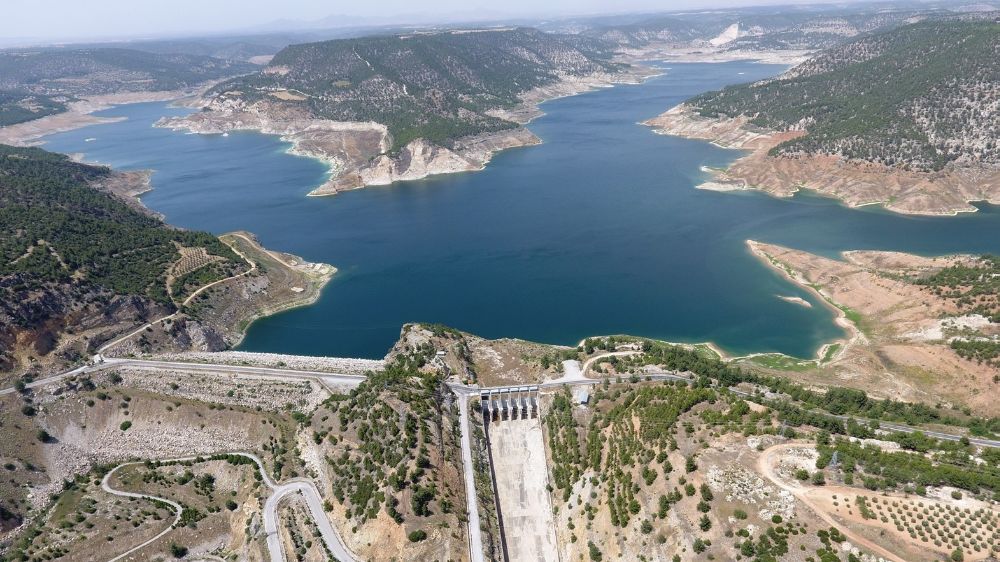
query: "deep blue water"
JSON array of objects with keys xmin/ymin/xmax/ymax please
[{"xmin": 42, "ymin": 61, "xmax": 1000, "ymax": 359}]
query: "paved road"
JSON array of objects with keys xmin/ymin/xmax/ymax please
[
  {"xmin": 456, "ymin": 394, "xmax": 486, "ymax": 562},
  {"xmin": 7, "ymin": 357, "xmax": 998, "ymax": 449},
  {"xmin": 101, "ymin": 453, "xmax": 358, "ymax": 562},
  {"xmin": 6, "ymin": 351, "xmax": 998, "ymax": 562},
  {"xmin": 264, "ymin": 481, "xmax": 358, "ymax": 562}
]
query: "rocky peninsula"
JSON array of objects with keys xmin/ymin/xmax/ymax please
[
  {"xmin": 645, "ymin": 105, "xmax": 1000, "ymax": 216},
  {"xmin": 157, "ymin": 69, "xmax": 652, "ymax": 195}
]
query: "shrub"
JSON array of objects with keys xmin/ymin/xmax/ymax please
[
  {"xmin": 169, "ymin": 543, "xmax": 188, "ymax": 558},
  {"xmin": 407, "ymin": 530, "xmax": 427, "ymax": 542},
  {"xmin": 119, "ymin": 421, "xmax": 132, "ymax": 431},
  {"xmin": 588, "ymin": 540, "xmax": 603, "ymax": 561}
]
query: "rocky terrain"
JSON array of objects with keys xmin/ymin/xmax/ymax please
[
  {"xmin": 647, "ymin": 19, "xmax": 1000, "ymax": 215},
  {"xmin": 0, "ymin": 363, "xmax": 319, "ymax": 559},
  {"xmin": 0, "ymin": 145, "xmax": 335, "ymax": 383}
]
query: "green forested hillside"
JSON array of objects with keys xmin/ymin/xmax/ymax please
[
  {"xmin": 687, "ymin": 20, "xmax": 1000, "ymax": 171},
  {"xmin": 209, "ymin": 28, "xmax": 624, "ymax": 150},
  {"xmin": 0, "ymin": 48, "xmax": 255, "ymax": 96},
  {"xmin": 0, "ymin": 92, "xmax": 66, "ymax": 126},
  {"xmin": 0, "ymin": 145, "xmax": 241, "ymax": 305}
]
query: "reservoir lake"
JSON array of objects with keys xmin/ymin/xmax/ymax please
[{"xmin": 42, "ymin": 61, "xmax": 1000, "ymax": 359}]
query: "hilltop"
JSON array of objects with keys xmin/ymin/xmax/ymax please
[
  {"xmin": 160, "ymin": 28, "xmax": 650, "ymax": 194},
  {"xmin": 646, "ymin": 19, "xmax": 1000, "ymax": 215}
]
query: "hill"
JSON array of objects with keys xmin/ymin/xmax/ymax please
[
  {"xmin": 163, "ymin": 27, "xmax": 644, "ymax": 193},
  {"xmin": 206, "ymin": 28, "xmax": 624, "ymax": 151},
  {"xmin": 0, "ymin": 145, "xmax": 249, "ymax": 373},
  {"xmin": 578, "ymin": 5, "xmax": 945, "ymax": 53},
  {"xmin": 0, "ymin": 48, "xmax": 255, "ymax": 126},
  {"xmin": 690, "ymin": 20, "xmax": 999, "ymax": 171},
  {"xmin": 0, "ymin": 145, "xmax": 336, "ymax": 380},
  {"xmin": 645, "ymin": 19, "xmax": 1000, "ymax": 215}
]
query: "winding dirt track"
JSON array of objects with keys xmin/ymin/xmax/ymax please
[
  {"xmin": 100, "ymin": 453, "xmax": 359, "ymax": 562},
  {"xmin": 757, "ymin": 443, "xmax": 902, "ymax": 562},
  {"xmin": 96, "ymin": 233, "xmax": 259, "ymax": 355}
]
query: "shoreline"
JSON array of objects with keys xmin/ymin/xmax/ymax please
[
  {"xmin": 745, "ymin": 240, "xmax": 856, "ymax": 363},
  {"xmin": 644, "ymin": 103, "xmax": 1000, "ymax": 217},
  {"xmin": 209, "ymin": 232, "xmax": 338, "ymax": 350},
  {"xmin": 0, "ymin": 81, "xmax": 225, "ymax": 147},
  {"xmin": 154, "ymin": 66, "xmax": 658, "ymax": 197},
  {"xmin": 617, "ymin": 46, "xmax": 813, "ymax": 66}
]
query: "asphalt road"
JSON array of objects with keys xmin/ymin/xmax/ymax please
[
  {"xmin": 5, "ymin": 359, "xmax": 997, "ymax": 448},
  {"xmin": 456, "ymin": 393, "xmax": 487, "ymax": 562},
  {"xmin": 101, "ymin": 453, "xmax": 358, "ymax": 562}
]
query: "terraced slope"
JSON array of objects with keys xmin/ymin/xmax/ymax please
[{"xmin": 0, "ymin": 145, "xmax": 245, "ymax": 373}]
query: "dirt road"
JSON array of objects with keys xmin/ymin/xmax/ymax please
[{"xmin": 757, "ymin": 443, "xmax": 901, "ymax": 562}]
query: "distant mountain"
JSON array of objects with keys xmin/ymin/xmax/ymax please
[
  {"xmin": 688, "ymin": 19, "xmax": 1000, "ymax": 171},
  {"xmin": 0, "ymin": 48, "xmax": 256, "ymax": 125},
  {"xmin": 207, "ymin": 28, "xmax": 624, "ymax": 151},
  {"xmin": 0, "ymin": 48, "xmax": 255, "ymax": 97},
  {"xmin": 580, "ymin": 6, "xmax": 946, "ymax": 51}
]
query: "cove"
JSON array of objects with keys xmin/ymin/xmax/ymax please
[{"xmin": 41, "ymin": 61, "xmax": 1000, "ymax": 360}]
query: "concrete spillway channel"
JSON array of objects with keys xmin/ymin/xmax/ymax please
[{"xmin": 477, "ymin": 386, "xmax": 558, "ymax": 562}]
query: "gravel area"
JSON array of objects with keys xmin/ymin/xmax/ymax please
[
  {"xmin": 706, "ymin": 464, "xmax": 796, "ymax": 522},
  {"xmin": 150, "ymin": 351, "xmax": 384, "ymax": 374}
]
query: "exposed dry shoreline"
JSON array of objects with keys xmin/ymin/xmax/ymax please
[
  {"xmin": 155, "ymin": 67, "xmax": 657, "ymax": 196},
  {"xmin": 746, "ymin": 239, "xmax": 999, "ymax": 415},
  {"xmin": 618, "ymin": 46, "xmax": 813, "ymax": 66},
  {"xmin": 0, "ymin": 83, "xmax": 225, "ymax": 147},
  {"xmin": 644, "ymin": 104, "xmax": 1000, "ymax": 216}
]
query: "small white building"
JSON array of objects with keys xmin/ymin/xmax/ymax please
[{"xmin": 573, "ymin": 388, "xmax": 590, "ymax": 406}]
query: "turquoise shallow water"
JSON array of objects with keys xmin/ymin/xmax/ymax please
[{"xmin": 42, "ymin": 61, "xmax": 1000, "ymax": 359}]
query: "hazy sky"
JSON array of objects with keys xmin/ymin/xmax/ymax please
[{"xmin": 3, "ymin": 0, "xmax": 861, "ymax": 43}]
